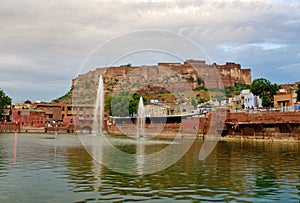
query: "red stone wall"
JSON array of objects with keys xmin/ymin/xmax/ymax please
[
  {"xmin": 241, "ymin": 69, "xmax": 251, "ymax": 85},
  {"xmin": 0, "ymin": 122, "xmax": 19, "ymax": 131},
  {"xmin": 227, "ymin": 111, "xmax": 300, "ymax": 123}
]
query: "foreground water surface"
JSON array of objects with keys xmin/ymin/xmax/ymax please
[{"xmin": 0, "ymin": 133, "xmax": 299, "ymax": 202}]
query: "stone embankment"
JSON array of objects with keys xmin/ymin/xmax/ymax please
[
  {"xmin": 224, "ymin": 111, "xmax": 300, "ymax": 140},
  {"xmin": 107, "ymin": 111, "xmax": 300, "ymax": 141}
]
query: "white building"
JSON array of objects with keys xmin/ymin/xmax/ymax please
[
  {"xmin": 241, "ymin": 90, "xmax": 262, "ymax": 109},
  {"xmin": 229, "ymin": 90, "xmax": 262, "ymax": 110}
]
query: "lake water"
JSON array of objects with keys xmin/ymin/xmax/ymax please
[{"xmin": 0, "ymin": 133, "xmax": 299, "ymax": 202}]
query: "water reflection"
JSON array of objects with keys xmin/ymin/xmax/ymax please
[
  {"xmin": 136, "ymin": 142, "xmax": 145, "ymax": 176},
  {"xmin": 69, "ymin": 138, "xmax": 300, "ymax": 202},
  {"xmin": 13, "ymin": 132, "xmax": 18, "ymax": 164},
  {"xmin": 0, "ymin": 133, "xmax": 299, "ymax": 202},
  {"xmin": 67, "ymin": 147, "xmax": 96, "ymax": 193},
  {"xmin": 79, "ymin": 135, "xmax": 193, "ymax": 175}
]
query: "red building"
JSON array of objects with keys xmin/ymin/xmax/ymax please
[{"xmin": 12, "ymin": 108, "xmax": 45, "ymax": 128}]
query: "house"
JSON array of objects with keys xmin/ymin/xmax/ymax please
[
  {"xmin": 279, "ymin": 82, "xmax": 300, "ymax": 105},
  {"xmin": 274, "ymin": 89, "xmax": 293, "ymax": 110},
  {"xmin": 243, "ymin": 90, "xmax": 262, "ymax": 109},
  {"xmin": 33, "ymin": 101, "xmax": 95, "ymax": 122},
  {"xmin": 12, "ymin": 108, "xmax": 45, "ymax": 128},
  {"xmin": 229, "ymin": 89, "xmax": 262, "ymax": 110}
]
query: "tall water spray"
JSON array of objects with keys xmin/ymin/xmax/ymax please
[
  {"xmin": 93, "ymin": 75, "xmax": 104, "ymax": 135},
  {"xmin": 137, "ymin": 96, "xmax": 145, "ymax": 138}
]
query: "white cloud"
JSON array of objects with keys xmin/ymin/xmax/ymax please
[
  {"xmin": 0, "ymin": 0, "xmax": 299, "ymax": 101},
  {"xmin": 218, "ymin": 42, "xmax": 288, "ymax": 52},
  {"xmin": 252, "ymin": 43, "xmax": 288, "ymax": 51},
  {"xmin": 0, "ymin": 55, "xmax": 36, "ymax": 67},
  {"xmin": 277, "ymin": 63, "xmax": 300, "ymax": 71}
]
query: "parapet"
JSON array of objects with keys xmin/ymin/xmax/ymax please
[{"xmin": 157, "ymin": 62, "xmax": 182, "ymax": 67}]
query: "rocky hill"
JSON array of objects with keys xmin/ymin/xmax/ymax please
[{"xmin": 58, "ymin": 60, "xmax": 251, "ymax": 105}]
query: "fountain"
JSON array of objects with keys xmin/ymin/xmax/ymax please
[
  {"xmin": 137, "ymin": 96, "xmax": 145, "ymax": 138},
  {"xmin": 93, "ymin": 75, "xmax": 104, "ymax": 135}
]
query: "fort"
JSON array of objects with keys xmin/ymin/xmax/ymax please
[
  {"xmin": 79, "ymin": 60, "xmax": 251, "ymax": 88},
  {"xmin": 157, "ymin": 60, "xmax": 251, "ymax": 87},
  {"xmin": 64, "ymin": 60, "xmax": 251, "ymax": 104}
]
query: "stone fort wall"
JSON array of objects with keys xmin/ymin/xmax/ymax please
[
  {"xmin": 70, "ymin": 60, "xmax": 251, "ymax": 103},
  {"xmin": 74, "ymin": 60, "xmax": 251, "ymax": 89}
]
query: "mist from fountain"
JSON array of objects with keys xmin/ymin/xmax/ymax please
[
  {"xmin": 93, "ymin": 75, "xmax": 104, "ymax": 135},
  {"xmin": 137, "ymin": 96, "xmax": 145, "ymax": 138}
]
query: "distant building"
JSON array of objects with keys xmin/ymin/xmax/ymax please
[
  {"xmin": 274, "ymin": 89, "xmax": 293, "ymax": 110},
  {"xmin": 145, "ymin": 102, "xmax": 195, "ymax": 116},
  {"xmin": 229, "ymin": 89, "xmax": 262, "ymax": 110},
  {"xmin": 9, "ymin": 100, "xmax": 97, "ymax": 131},
  {"xmin": 220, "ymin": 100, "xmax": 229, "ymax": 107},
  {"xmin": 197, "ymin": 105, "xmax": 214, "ymax": 112},
  {"xmin": 1, "ymin": 104, "xmax": 12, "ymax": 122},
  {"xmin": 145, "ymin": 105, "xmax": 168, "ymax": 117},
  {"xmin": 294, "ymin": 104, "xmax": 300, "ymax": 111},
  {"xmin": 32, "ymin": 101, "xmax": 95, "ymax": 122},
  {"xmin": 242, "ymin": 90, "xmax": 262, "ymax": 109},
  {"xmin": 12, "ymin": 108, "xmax": 45, "ymax": 128},
  {"xmin": 12, "ymin": 100, "xmax": 32, "ymax": 109},
  {"xmin": 33, "ymin": 102, "xmax": 64, "ymax": 121},
  {"xmin": 279, "ymin": 82, "xmax": 300, "ymax": 105}
]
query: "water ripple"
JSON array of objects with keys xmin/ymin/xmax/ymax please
[{"xmin": 0, "ymin": 134, "xmax": 300, "ymax": 202}]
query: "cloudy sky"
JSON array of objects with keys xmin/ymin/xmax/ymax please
[{"xmin": 0, "ymin": 0, "xmax": 299, "ymax": 102}]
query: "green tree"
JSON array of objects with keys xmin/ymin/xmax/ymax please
[
  {"xmin": 104, "ymin": 95, "xmax": 112, "ymax": 115},
  {"xmin": 250, "ymin": 78, "xmax": 279, "ymax": 107},
  {"xmin": 197, "ymin": 77, "xmax": 204, "ymax": 86},
  {"xmin": 191, "ymin": 97, "xmax": 198, "ymax": 108},
  {"xmin": 188, "ymin": 75, "xmax": 195, "ymax": 82},
  {"xmin": 110, "ymin": 91, "xmax": 131, "ymax": 117},
  {"xmin": 224, "ymin": 82, "xmax": 251, "ymax": 98},
  {"xmin": 105, "ymin": 91, "xmax": 146, "ymax": 117},
  {"xmin": 129, "ymin": 92, "xmax": 146, "ymax": 115},
  {"xmin": 0, "ymin": 89, "xmax": 11, "ymax": 121}
]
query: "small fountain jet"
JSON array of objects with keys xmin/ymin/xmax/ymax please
[
  {"xmin": 137, "ymin": 96, "xmax": 145, "ymax": 138},
  {"xmin": 93, "ymin": 75, "xmax": 104, "ymax": 136}
]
